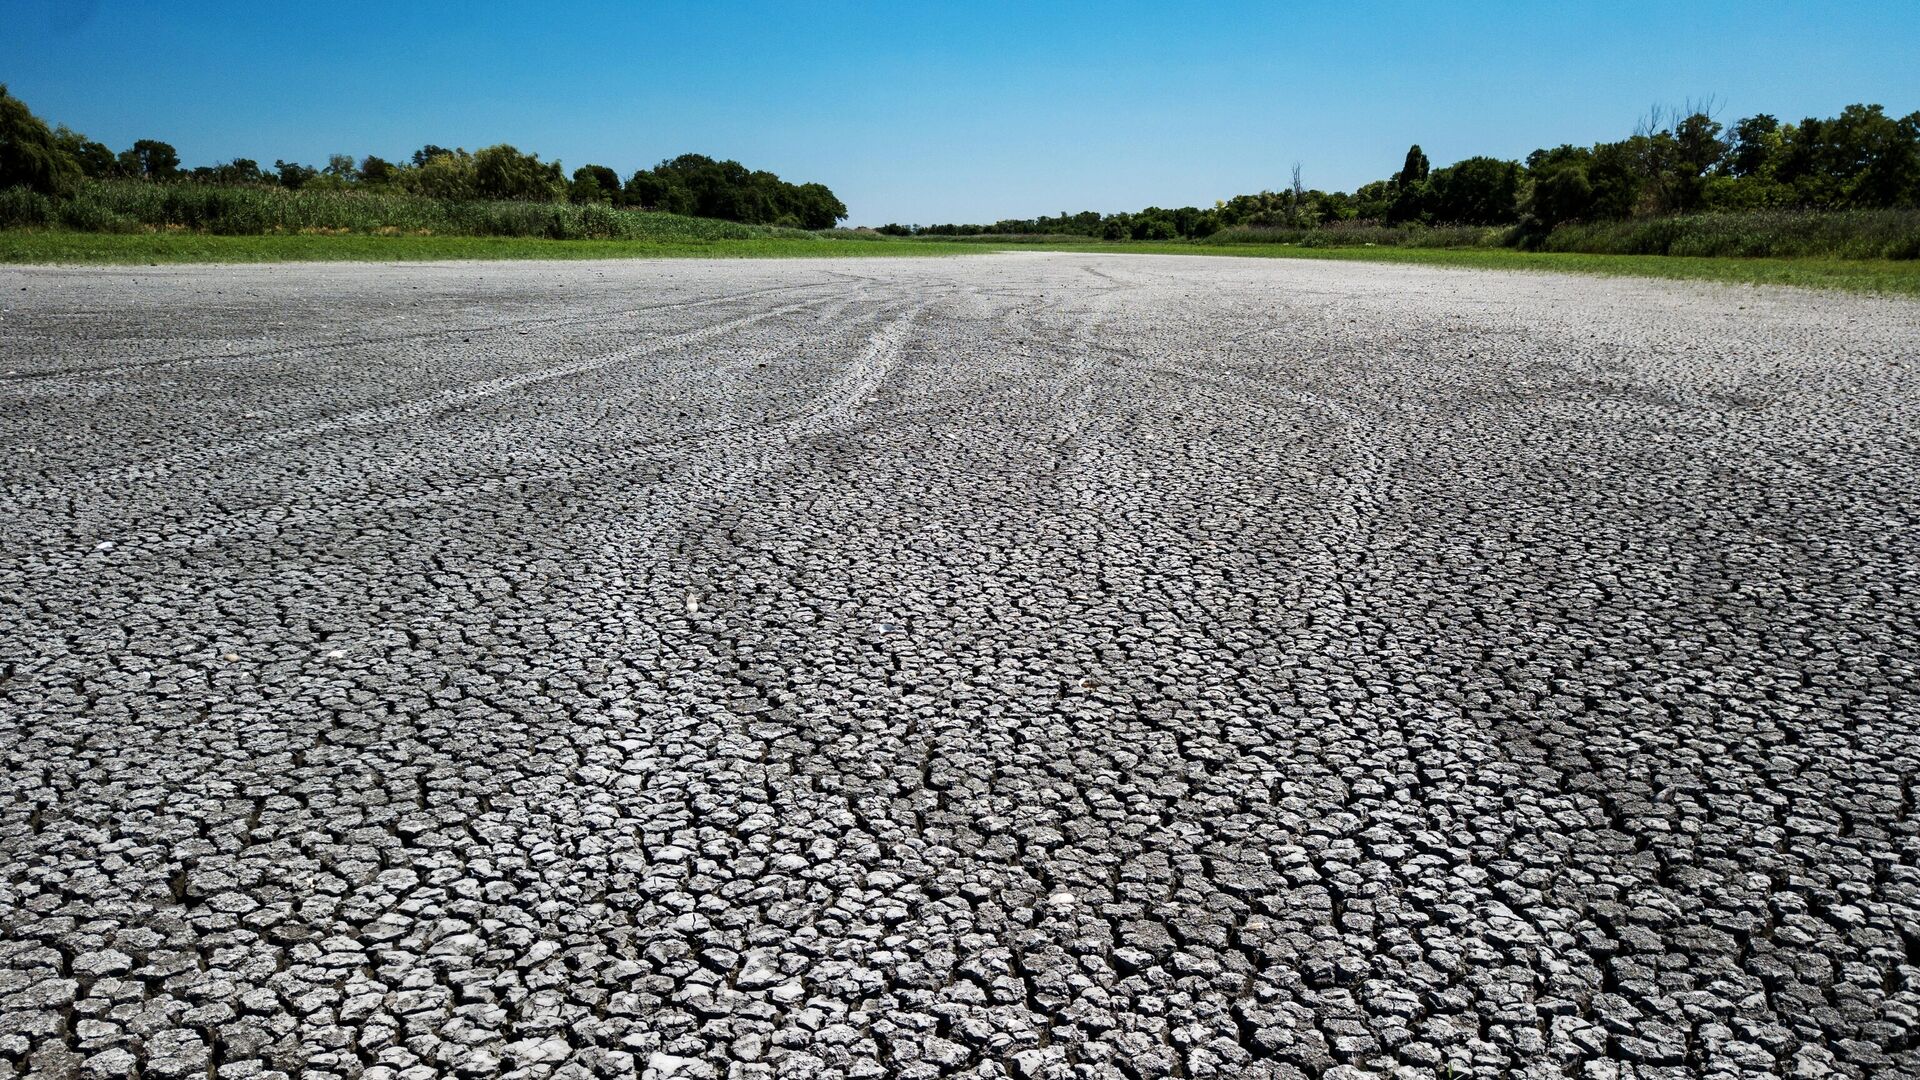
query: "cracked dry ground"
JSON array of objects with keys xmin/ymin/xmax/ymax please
[{"xmin": 1, "ymin": 254, "xmax": 1917, "ymax": 1080}]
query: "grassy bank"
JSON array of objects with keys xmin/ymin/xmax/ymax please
[
  {"xmin": 0, "ymin": 231, "xmax": 981, "ymax": 264},
  {"xmin": 1058, "ymin": 241, "xmax": 1920, "ymax": 295},
  {"xmin": 1199, "ymin": 209, "xmax": 1920, "ymax": 260},
  {"xmin": 5, "ymin": 221, "xmax": 1919, "ymax": 297}
]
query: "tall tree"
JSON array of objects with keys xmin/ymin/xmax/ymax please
[
  {"xmin": 472, "ymin": 144, "xmax": 565, "ymax": 201},
  {"xmin": 119, "ymin": 139, "xmax": 181, "ymax": 181},
  {"xmin": 0, "ymin": 85, "xmax": 82, "ymax": 194},
  {"xmin": 1396, "ymin": 144, "xmax": 1430, "ymax": 186},
  {"xmin": 569, "ymin": 164, "xmax": 620, "ymax": 204},
  {"xmin": 52, "ymin": 124, "xmax": 114, "ymax": 179}
]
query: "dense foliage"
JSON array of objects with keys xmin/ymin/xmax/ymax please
[
  {"xmin": 0, "ymin": 86, "xmax": 81, "ymax": 196},
  {"xmin": 0, "ymin": 180, "xmax": 829, "ymax": 242},
  {"xmin": 890, "ymin": 103, "xmax": 1920, "ymax": 247},
  {"xmin": 0, "ymin": 86, "xmax": 846, "ymax": 230}
]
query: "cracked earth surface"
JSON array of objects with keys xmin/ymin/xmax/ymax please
[{"xmin": 2, "ymin": 253, "xmax": 1917, "ymax": 1080}]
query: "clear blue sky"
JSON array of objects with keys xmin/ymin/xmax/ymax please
[{"xmin": 5, "ymin": 0, "xmax": 1917, "ymax": 225}]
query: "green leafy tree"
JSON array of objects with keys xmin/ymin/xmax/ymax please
[
  {"xmin": 473, "ymin": 144, "xmax": 565, "ymax": 201},
  {"xmin": 623, "ymin": 169, "xmax": 674, "ymax": 210},
  {"xmin": 1395, "ymin": 144, "xmax": 1430, "ymax": 186},
  {"xmin": 1665, "ymin": 112, "xmax": 1726, "ymax": 213},
  {"xmin": 788, "ymin": 181, "xmax": 847, "ymax": 228},
  {"xmin": 1586, "ymin": 142, "xmax": 1643, "ymax": 219},
  {"xmin": 621, "ymin": 154, "xmax": 846, "ymax": 225},
  {"xmin": 406, "ymin": 149, "xmax": 475, "ymax": 200},
  {"xmin": 1725, "ymin": 114, "xmax": 1781, "ymax": 178},
  {"xmin": 1426, "ymin": 156, "xmax": 1521, "ymax": 224},
  {"xmin": 118, "ymin": 138, "xmax": 180, "ymax": 181},
  {"xmin": 274, "ymin": 159, "xmax": 317, "ymax": 189},
  {"xmin": 1350, "ymin": 179, "xmax": 1395, "ymax": 221},
  {"xmin": 359, "ymin": 155, "xmax": 398, "ymax": 184},
  {"xmin": 209, "ymin": 158, "xmax": 268, "ymax": 185},
  {"xmin": 1527, "ymin": 163, "xmax": 1591, "ymax": 227},
  {"xmin": 569, "ymin": 164, "xmax": 620, "ymax": 203},
  {"xmin": 0, "ymin": 85, "xmax": 82, "ymax": 194},
  {"xmin": 1386, "ymin": 181, "xmax": 1427, "ymax": 224},
  {"xmin": 1523, "ymin": 146, "xmax": 1595, "ymax": 227},
  {"xmin": 1788, "ymin": 103, "xmax": 1920, "ymax": 207},
  {"xmin": 52, "ymin": 124, "xmax": 115, "ymax": 179}
]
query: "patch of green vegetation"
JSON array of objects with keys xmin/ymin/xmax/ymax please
[
  {"xmin": 6, "ymin": 227, "xmax": 1915, "ymax": 297},
  {"xmin": 0, "ymin": 230, "xmax": 982, "ymax": 264},
  {"xmin": 1048, "ymin": 241, "xmax": 1920, "ymax": 295},
  {"xmin": 0, "ymin": 182, "xmax": 836, "ymax": 242}
]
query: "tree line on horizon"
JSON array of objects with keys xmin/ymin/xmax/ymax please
[
  {"xmin": 0, "ymin": 86, "xmax": 848, "ymax": 229},
  {"xmin": 886, "ymin": 103, "xmax": 1920, "ymax": 240}
]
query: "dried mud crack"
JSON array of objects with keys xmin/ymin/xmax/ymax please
[{"xmin": 2, "ymin": 254, "xmax": 1917, "ymax": 1080}]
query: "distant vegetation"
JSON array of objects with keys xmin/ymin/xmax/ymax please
[
  {"xmin": 0, "ymin": 181, "xmax": 834, "ymax": 242},
  {"xmin": 0, "ymin": 85, "xmax": 847, "ymax": 234},
  {"xmin": 888, "ymin": 103, "xmax": 1920, "ymax": 260},
  {"xmin": 6, "ymin": 81, "xmax": 1919, "ymax": 280}
]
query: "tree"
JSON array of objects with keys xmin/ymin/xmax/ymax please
[
  {"xmin": 411, "ymin": 145, "xmax": 454, "ymax": 168},
  {"xmin": 788, "ymin": 181, "xmax": 846, "ymax": 228},
  {"xmin": 1350, "ymin": 179, "xmax": 1395, "ymax": 221},
  {"xmin": 1287, "ymin": 162, "xmax": 1309, "ymax": 226},
  {"xmin": 1524, "ymin": 147, "xmax": 1594, "ymax": 228},
  {"xmin": 274, "ymin": 159, "xmax": 317, "ymax": 189},
  {"xmin": 324, "ymin": 153, "xmax": 359, "ymax": 181},
  {"xmin": 359, "ymin": 155, "xmax": 398, "ymax": 184},
  {"xmin": 1426, "ymin": 156, "xmax": 1521, "ymax": 224},
  {"xmin": 1386, "ymin": 181, "xmax": 1427, "ymax": 225},
  {"xmin": 569, "ymin": 164, "xmax": 620, "ymax": 204},
  {"xmin": 1725, "ymin": 114, "xmax": 1780, "ymax": 178},
  {"xmin": 472, "ymin": 144, "xmax": 565, "ymax": 201},
  {"xmin": 52, "ymin": 125, "xmax": 114, "ymax": 179},
  {"xmin": 1586, "ymin": 141, "xmax": 1642, "ymax": 219},
  {"xmin": 1395, "ymin": 144, "xmax": 1430, "ymax": 186},
  {"xmin": 208, "ymin": 158, "xmax": 268, "ymax": 185},
  {"xmin": 1136, "ymin": 216, "xmax": 1177, "ymax": 241},
  {"xmin": 407, "ymin": 149, "xmax": 475, "ymax": 200},
  {"xmin": 622, "ymin": 170, "xmax": 668, "ymax": 210},
  {"xmin": 118, "ymin": 138, "xmax": 180, "ymax": 181},
  {"xmin": 1665, "ymin": 111, "xmax": 1725, "ymax": 213},
  {"xmin": 0, "ymin": 85, "xmax": 83, "ymax": 195},
  {"xmin": 621, "ymin": 154, "xmax": 846, "ymax": 225},
  {"xmin": 1790, "ymin": 103, "xmax": 1920, "ymax": 208}
]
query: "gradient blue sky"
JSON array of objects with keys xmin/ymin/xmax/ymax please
[{"xmin": 5, "ymin": 1, "xmax": 1917, "ymax": 225}]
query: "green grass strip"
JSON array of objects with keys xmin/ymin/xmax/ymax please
[
  {"xmin": 1016, "ymin": 241, "xmax": 1920, "ymax": 296},
  {"xmin": 0, "ymin": 231, "xmax": 981, "ymax": 264},
  {"xmin": 4, "ymin": 229, "xmax": 1918, "ymax": 296}
]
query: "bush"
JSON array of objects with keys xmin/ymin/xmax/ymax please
[
  {"xmin": 1537, "ymin": 209, "xmax": 1920, "ymax": 260},
  {"xmin": 1202, "ymin": 222, "xmax": 1507, "ymax": 248},
  {"xmin": 473, "ymin": 144, "xmax": 565, "ymax": 202},
  {"xmin": 56, "ymin": 197, "xmax": 134, "ymax": 233},
  {"xmin": 17, "ymin": 179, "xmax": 826, "ymax": 242},
  {"xmin": 0, "ymin": 186, "xmax": 54, "ymax": 227}
]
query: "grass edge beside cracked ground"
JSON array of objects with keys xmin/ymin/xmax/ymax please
[
  {"xmin": 1080, "ymin": 241, "xmax": 1920, "ymax": 296},
  {"xmin": 0, "ymin": 232, "xmax": 984, "ymax": 264},
  {"xmin": 3, "ymin": 229, "xmax": 1919, "ymax": 295}
]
